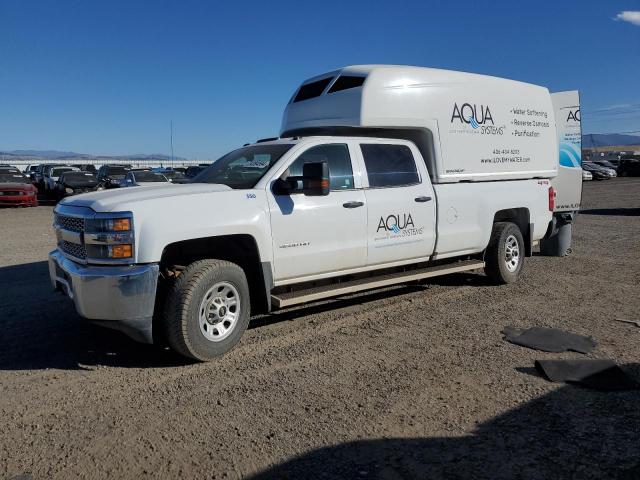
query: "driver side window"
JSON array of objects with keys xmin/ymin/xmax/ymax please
[{"xmin": 288, "ymin": 144, "xmax": 354, "ymax": 191}]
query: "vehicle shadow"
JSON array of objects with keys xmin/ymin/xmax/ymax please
[
  {"xmin": 0, "ymin": 261, "xmax": 495, "ymax": 370},
  {"xmin": 249, "ymin": 366, "xmax": 640, "ymax": 479},
  {"xmin": 0, "ymin": 261, "xmax": 191, "ymax": 370},
  {"xmin": 580, "ymin": 208, "xmax": 640, "ymax": 216},
  {"xmin": 424, "ymin": 271, "xmax": 493, "ymax": 287}
]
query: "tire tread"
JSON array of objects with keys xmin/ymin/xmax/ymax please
[{"xmin": 164, "ymin": 259, "xmax": 242, "ymax": 360}]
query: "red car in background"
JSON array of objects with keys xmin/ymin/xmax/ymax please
[{"xmin": 0, "ymin": 171, "xmax": 38, "ymax": 207}]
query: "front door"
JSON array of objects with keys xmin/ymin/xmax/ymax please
[
  {"xmin": 268, "ymin": 142, "xmax": 367, "ymax": 282},
  {"xmin": 357, "ymin": 141, "xmax": 437, "ymax": 266}
]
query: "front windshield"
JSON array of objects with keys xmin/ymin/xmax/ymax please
[
  {"xmin": 107, "ymin": 166, "xmax": 129, "ymax": 176},
  {"xmin": 0, "ymin": 173, "xmax": 29, "ymax": 184},
  {"xmin": 134, "ymin": 171, "xmax": 168, "ymax": 182},
  {"xmin": 192, "ymin": 144, "xmax": 294, "ymax": 189}
]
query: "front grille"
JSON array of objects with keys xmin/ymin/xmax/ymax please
[
  {"xmin": 60, "ymin": 240, "xmax": 87, "ymax": 260},
  {"xmin": 55, "ymin": 214, "xmax": 85, "ymax": 233}
]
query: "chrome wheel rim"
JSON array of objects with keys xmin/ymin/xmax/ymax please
[
  {"xmin": 198, "ymin": 282, "xmax": 240, "ymax": 342},
  {"xmin": 504, "ymin": 234, "xmax": 520, "ymax": 273}
]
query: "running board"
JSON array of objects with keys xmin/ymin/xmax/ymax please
[{"xmin": 271, "ymin": 260, "xmax": 485, "ymax": 309}]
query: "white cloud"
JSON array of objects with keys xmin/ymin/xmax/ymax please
[{"xmin": 614, "ymin": 11, "xmax": 640, "ymax": 26}]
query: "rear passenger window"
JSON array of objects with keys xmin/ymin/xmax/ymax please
[
  {"xmin": 288, "ymin": 144, "xmax": 354, "ymax": 191},
  {"xmin": 360, "ymin": 144, "xmax": 419, "ymax": 187}
]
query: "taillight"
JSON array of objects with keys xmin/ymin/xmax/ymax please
[{"xmin": 548, "ymin": 186, "xmax": 555, "ymax": 211}]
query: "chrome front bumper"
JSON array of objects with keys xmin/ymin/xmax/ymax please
[{"xmin": 48, "ymin": 249, "xmax": 159, "ymax": 343}]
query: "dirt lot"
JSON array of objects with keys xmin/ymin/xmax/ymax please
[{"xmin": 1, "ymin": 179, "xmax": 639, "ymax": 479}]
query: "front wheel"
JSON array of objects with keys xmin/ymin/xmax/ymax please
[
  {"xmin": 484, "ymin": 222, "xmax": 525, "ymax": 284},
  {"xmin": 163, "ymin": 259, "xmax": 251, "ymax": 361}
]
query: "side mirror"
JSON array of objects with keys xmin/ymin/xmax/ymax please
[{"xmin": 302, "ymin": 161, "xmax": 330, "ymax": 196}]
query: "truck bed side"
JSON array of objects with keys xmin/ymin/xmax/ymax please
[{"xmin": 432, "ymin": 180, "xmax": 552, "ymax": 259}]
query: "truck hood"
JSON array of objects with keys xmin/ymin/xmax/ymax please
[{"xmin": 60, "ymin": 183, "xmax": 233, "ymax": 211}]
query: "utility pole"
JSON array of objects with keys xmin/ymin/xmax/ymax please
[{"xmin": 170, "ymin": 120, "xmax": 174, "ymax": 166}]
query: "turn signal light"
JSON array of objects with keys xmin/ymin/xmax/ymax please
[
  {"xmin": 308, "ymin": 179, "xmax": 330, "ymax": 188},
  {"xmin": 109, "ymin": 244, "xmax": 133, "ymax": 258},
  {"xmin": 111, "ymin": 218, "xmax": 131, "ymax": 231}
]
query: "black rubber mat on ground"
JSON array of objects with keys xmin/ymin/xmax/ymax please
[
  {"xmin": 535, "ymin": 359, "xmax": 639, "ymax": 391},
  {"xmin": 502, "ymin": 326, "xmax": 596, "ymax": 353}
]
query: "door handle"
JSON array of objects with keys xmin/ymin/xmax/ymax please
[
  {"xmin": 414, "ymin": 196, "xmax": 432, "ymax": 203},
  {"xmin": 343, "ymin": 201, "xmax": 365, "ymax": 208}
]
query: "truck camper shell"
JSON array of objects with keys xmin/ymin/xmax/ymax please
[{"xmin": 282, "ymin": 65, "xmax": 558, "ymax": 184}]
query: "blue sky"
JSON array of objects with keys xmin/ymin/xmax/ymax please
[{"xmin": 1, "ymin": 0, "xmax": 639, "ymax": 159}]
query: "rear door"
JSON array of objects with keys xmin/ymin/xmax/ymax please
[
  {"xmin": 268, "ymin": 141, "xmax": 368, "ymax": 282},
  {"xmin": 357, "ymin": 140, "xmax": 436, "ymax": 266},
  {"xmin": 551, "ymin": 91, "xmax": 582, "ymax": 212}
]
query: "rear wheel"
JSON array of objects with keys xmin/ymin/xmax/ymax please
[
  {"xmin": 163, "ymin": 259, "xmax": 251, "ymax": 361},
  {"xmin": 484, "ymin": 222, "xmax": 525, "ymax": 284}
]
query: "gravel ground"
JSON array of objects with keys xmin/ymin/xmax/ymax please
[{"xmin": 0, "ymin": 179, "xmax": 639, "ymax": 479}]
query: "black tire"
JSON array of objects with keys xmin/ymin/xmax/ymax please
[
  {"xmin": 163, "ymin": 259, "xmax": 251, "ymax": 361},
  {"xmin": 484, "ymin": 222, "xmax": 525, "ymax": 284}
]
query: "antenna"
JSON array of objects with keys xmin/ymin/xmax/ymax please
[{"xmin": 170, "ymin": 120, "xmax": 174, "ymax": 165}]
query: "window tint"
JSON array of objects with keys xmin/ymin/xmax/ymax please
[
  {"xmin": 361, "ymin": 144, "xmax": 419, "ymax": 188},
  {"xmin": 288, "ymin": 144, "xmax": 354, "ymax": 191},
  {"xmin": 293, "ymin": 77, "xmax": 334, "ymax": 103},
  {"xmin": 327, "ymin": 75, "xmax": 365, "ymax": 93}
]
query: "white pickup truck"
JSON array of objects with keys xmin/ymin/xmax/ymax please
[{"xmin": 49, "ymin": 65, "xmax": 582, "ymax": 361}]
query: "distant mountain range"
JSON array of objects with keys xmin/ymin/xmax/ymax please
[
  {"xmin": 582, "ymin": 134, "xmax": 640, "ymax": 148},
  {"xmin": 3, "ymin": 135, "xmax": 639, "ymax": 160},
  {"xmin": 0, "ymin": 149, "xmax": 185, "ymax": 161}
]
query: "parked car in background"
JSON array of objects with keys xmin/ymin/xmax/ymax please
[
  {"xmin": 44, "ymin": 166, "xmax": 80, "ymax": 196},
  {"xmin": 582, "ymin": 169, "xmax": 593, "ymax": 181},
  {"xmin": 581, "ymin": 162, "xmax": 611, "ymax": 180},
  {"xmin": 617, "ymin": 158, "xmax": 640, "ymax": 177},
  {"xmin": 25, "ymin": 164, "xmax": 42, "ymax": 183},
  {"xmin": 589, "ymin": 161, "xmax": 617, "ymax": 177},
  {"xmin": 594, "ymin": 160, "xmax": 618, "ymax": 169},
  {"xmin": 122, "ymin": 170, "xmax": 170, "ymax": 187},
  {"xmin": 54, "ymin": 171, "xmax": 100, "ymax": 199},
  {"xmin": 37, "ymin": 164, "xmax": 64, "ymax": 190},
  {"xmin": 0, "ymin": 171, "xmax": 38, "ymax": 207},
  {"xmin": 32, "ymin": 164, "xmax": 49, "ymax": 187},
  {"xmin": 96, "ymin": 164, "xmax": 132, "ymax": 189}
]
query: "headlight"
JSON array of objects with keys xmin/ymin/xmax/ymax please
[
  {"xmin": 85, "ymin": 217, "xmax": 131, "ymax": 232},
  {"xmin": 65, "ymin": 187, "xmax": 74, "ymax": 194},
  {"xmin": 84, "ymin": 213, "xmax": 135, "ymax": 263},
  {"xmin": 109, "ymin": 179, "xmax": 119, "ymax": 184}
]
